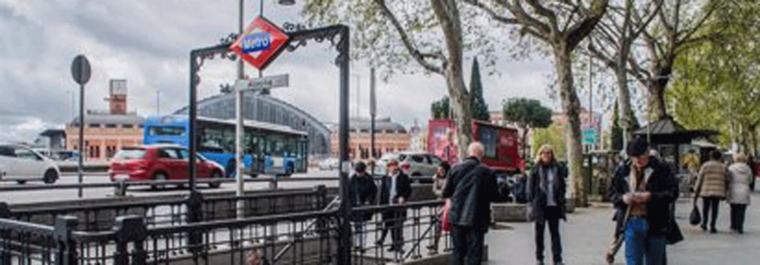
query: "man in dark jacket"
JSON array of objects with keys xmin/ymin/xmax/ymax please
[
  {"xmin": 609, "ymin": 137, "xmax": 679, "ymax": 265},
  {"xmin": 443, "ymin": 142, "xmax": 499, "ymax": 265},
  {"xmin": 349, "ymin": 161, "xmax": 377, "ymax": 252},
  {"xmin": 377, "ymin": 159, "xmax": 412, "ymax": 252}
]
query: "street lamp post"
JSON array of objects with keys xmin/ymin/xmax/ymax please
[
  {"xmin": 370, "ymin": 67, "xmax": 377, "ymax": 176},
  {"xmin": 236, "ymin": 0, "xmax": 246, "ymax": 219}
]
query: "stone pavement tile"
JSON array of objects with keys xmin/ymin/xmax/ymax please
[{"xmin": 485, "ymin": 192, "xmax": 760, "ymax": 265}]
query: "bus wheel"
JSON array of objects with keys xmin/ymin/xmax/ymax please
[
  {"xmin": 225, "ymin": 160, "xmax": 236, "ymax": 178},
  {"xmin": 285, "ymin": 163, "xmax": 294, "ymax": 177}
]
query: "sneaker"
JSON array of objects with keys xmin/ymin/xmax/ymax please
[
  {"xmin": 710, "ymin": 228, "xmax": 718, "ymax": 234},
  {"xmin": 700, "ymin": 225, "xmax": 707, "ymax": 231},
  {"xmin": 537, "ymin": 260, "xmax": 545, "ymax": 265}
]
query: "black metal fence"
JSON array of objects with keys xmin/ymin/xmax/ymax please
[
  {"xmin": 4, "ymin": 186, "xmax": 330, "ymax": 232},
  {"xmin": 0, "ymin": 200, "xmax": 446, "ymax": 265}
]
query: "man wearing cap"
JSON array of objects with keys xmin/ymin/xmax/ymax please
[{"xmin": 609, "ymin": 137, "xmax": 679, "ymax": 265}]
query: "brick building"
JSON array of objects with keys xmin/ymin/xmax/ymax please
[
  {"xmin": 330, "ymin": 117, "xmax": 410, "ymax": 160},
  {"xmin": 65, "ymin": 80, "xmax": 144, "ymax": 161}
]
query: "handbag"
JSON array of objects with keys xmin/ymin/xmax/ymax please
[
  {"xmin": 667, "ymin": 218, "xmax": 684, "ymax": 244},
  {"xmin": 689, "ymin": 202, "xmax": 701, "ymax": 226},
  {"xmin": 441, "ymin": 199, "xmax": 451, "ymax": 232}
]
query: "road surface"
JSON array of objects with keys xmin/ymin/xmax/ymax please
[{"xmin": 0, "ymin": 170, "xmax": 341, "ymax": 204}]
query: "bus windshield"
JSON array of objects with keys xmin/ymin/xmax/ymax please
[{"xmin": 148, "ymin": 126, "xmax": 186, "ymax": 136}]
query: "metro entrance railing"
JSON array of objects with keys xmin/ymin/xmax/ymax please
[{"xmin": 0, "ymin": 199, "xmax": 446, "ymax": 265}]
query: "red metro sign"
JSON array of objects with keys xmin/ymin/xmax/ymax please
[{"xmin": 230, "ymin": 16, "xmax": 289, "ymax": 70}]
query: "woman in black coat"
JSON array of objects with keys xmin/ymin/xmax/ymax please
[
  {"xmin": 349, "ymin": 161, "xmax": 377, "ymax": 252},
  {"xmin": 527, "ymin": 145, "xmax": 567, "ymax": 265}
]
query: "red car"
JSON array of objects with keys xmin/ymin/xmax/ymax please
[{"xmin": 109, "ymin": 145, "xmax": 225, "ymax": 188}]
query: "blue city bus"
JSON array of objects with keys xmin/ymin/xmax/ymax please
[{"xmin": 143, "ymin": 115, "xmax": 308, "ymax": 177}]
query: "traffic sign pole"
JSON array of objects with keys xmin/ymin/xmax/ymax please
[{"xmin": 71, "ymin": 55, "xmax": 91, "ymax": 199}]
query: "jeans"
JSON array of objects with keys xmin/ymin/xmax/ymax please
[
  {"xmin": 450, "ymin": 225, "xmax": 485, "ymax": 265},
  {"xmin": 702, "ymin": 197, "xmax": 721, "ymax": 230},
  {"xmin": 535, "ymin": 206, "xmax": 563, "ymax": 263},
  {"xmin": 730, "ymin": 204, "xmax": 748, "ymax": 232},
  {"xmin": 625, "ymin": 218, "xmax": 666, "ymax": 265}
]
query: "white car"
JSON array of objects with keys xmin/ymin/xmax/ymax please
[
  {"xmin": 376, "ymin": 152, "xmax": 443, "ymax": 179},
  {"xmin": 0, "ymin": 144, "xmax": 60, "ymax": 184},
  {"xmin": 318, "ymin": 158, "xmax": 340, "ymax": 171}
]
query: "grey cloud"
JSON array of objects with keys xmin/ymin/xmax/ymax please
[{"xmin": 0, "ymin": 0, "xmax": 555, "ymax": 143}]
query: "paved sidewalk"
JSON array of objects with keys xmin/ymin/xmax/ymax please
[{"xmin": 485, "ymin": 192, "xmax": 760, "ymax": 265}]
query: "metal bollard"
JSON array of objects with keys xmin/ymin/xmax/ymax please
[
  {"xmin": 113, "ymin": 180, "xmax": 128, "ymax": 197},
  {"xmin": 53, "ymin": 215, "xmax": 79, "ymax": 265},
  {"xmin": 113, "ymin": 215, "xmax": 147, "ymax": 265}
]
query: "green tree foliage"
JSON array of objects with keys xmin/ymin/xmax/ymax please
[
  {"xmin": 502, "ymin": 98, "xmax": 552, "ymax": 160},
  {"xmin": 469, "ymin": 57, "xmax": 489, "ymax": 121},
  {"xmin": 531, "ymin": 123, "xmax": 567, "ymax": 162},
  {"xmin": 430, "ymin": 96, "xmax": 451, "ymax": 119},
  {"xmin": 668, "ymin": 1, "xmax": 760, "ymax": 152}
]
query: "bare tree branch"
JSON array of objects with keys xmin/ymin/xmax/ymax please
[
  {"xmin": 463, "ymin": 0, "xmax": 518, "ymax": 24},
  {"xmin": 373, "ymin": 0, "xmax": 445, "ymax": 74},
  {"xmin": 525, "ymin": 0, "xmax": 559, "ymax": 31},
  {"xmin": 566, "ymin": 0, "xmax": 609, "ymax": 49}
]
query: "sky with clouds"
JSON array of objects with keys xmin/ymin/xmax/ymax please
[{"xmin": 0, "ymin": 0, "xmax": 562, "ymax": 143}]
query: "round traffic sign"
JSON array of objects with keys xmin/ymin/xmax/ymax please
[{"xmin": 71, "ymin": 54, "xmax": 91, "ymax": 85}]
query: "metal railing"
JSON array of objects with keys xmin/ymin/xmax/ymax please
[
  {"xmin": 0, "ymin": 175, "xmax": 433, "ymax": 195},
  {"xmin": 0, "ymin": 199, "xmax": 447, "ymax": 265},
  {"xmin": 5, "ymin": 185, "xmax": 330, "ymax": 232}
]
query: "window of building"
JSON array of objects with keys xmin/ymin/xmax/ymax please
[
  {"xmin": 122, "ymin": 124, "xmax": 134, "ymax": 129},
  {"xmin": 106, "ymin": 124, "xmax": 118, "ymax": 128},
  {"xmin": 89, "ymin": 123, "xmax": 101, "ymax": 128},
  {"xmin": 385, "ymin": 129, "xmax": 395, "ymax": 134}
]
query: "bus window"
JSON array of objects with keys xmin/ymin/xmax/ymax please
[
  {"xmin": 149, "ymin": 126, "xmax": 186, "ymax": 136},
  {"xmin": 479, "ymin": 127, "xmax": 497, "ymax": 159},
  {"xmin": 200, "ymin": 127, "xmax": 227, "ymax": 153}
]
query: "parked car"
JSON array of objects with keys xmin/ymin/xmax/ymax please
[
  {"xmin": 108, "ymin": 145, "xmax": 225, "ymax": 189},
  {"xmin": 0, "ymin": 143, "xmax": 60, "ymax": 184},
  {"xmin": 376, "ymin": 152, "xmax": 443, "ymax": 182},
  {"xmin": 319, "ymin": 158, "xmax": 340, "ymax": 171}
]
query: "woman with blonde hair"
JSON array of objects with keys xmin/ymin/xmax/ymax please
[
  {"xmin": 527, "ymin": 144, "xmax": 568, "ymax": 265},
  {"xmin": 727, "ymin": 153, "xmax": 753, "ymax": 234}
]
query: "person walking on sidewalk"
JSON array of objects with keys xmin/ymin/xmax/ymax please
[
  {"xmin": 727, "ymin": 153, "xmax": 752, "ymax": 234},
  {"xmin": 443, "ymin": 142, "xmax": 499, "ymax": 265},
  {"xmin": 682, "ymin": 149, "xmax": 701, "ymax": 192},
  {"xmin": 527, "ymin": 144, "xmax": 567, "ymax": 265},
  {"xmin": 349, "ymin": 161, "xmax": 377, "ymax": 252},
  {"xmin": 377, "ymin": 159, "xmax": 412, "ymax": 253},
  {"xmin": 609, "ymin": 137, "xmax": 679, "ymax": 265},
  {"xmin": 427, "ymin": 161, "xmax": 450, "ymax": 254},
  {"xmin": 695, "ymin": 150, "xmax": 729, "ymax": 233}
]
